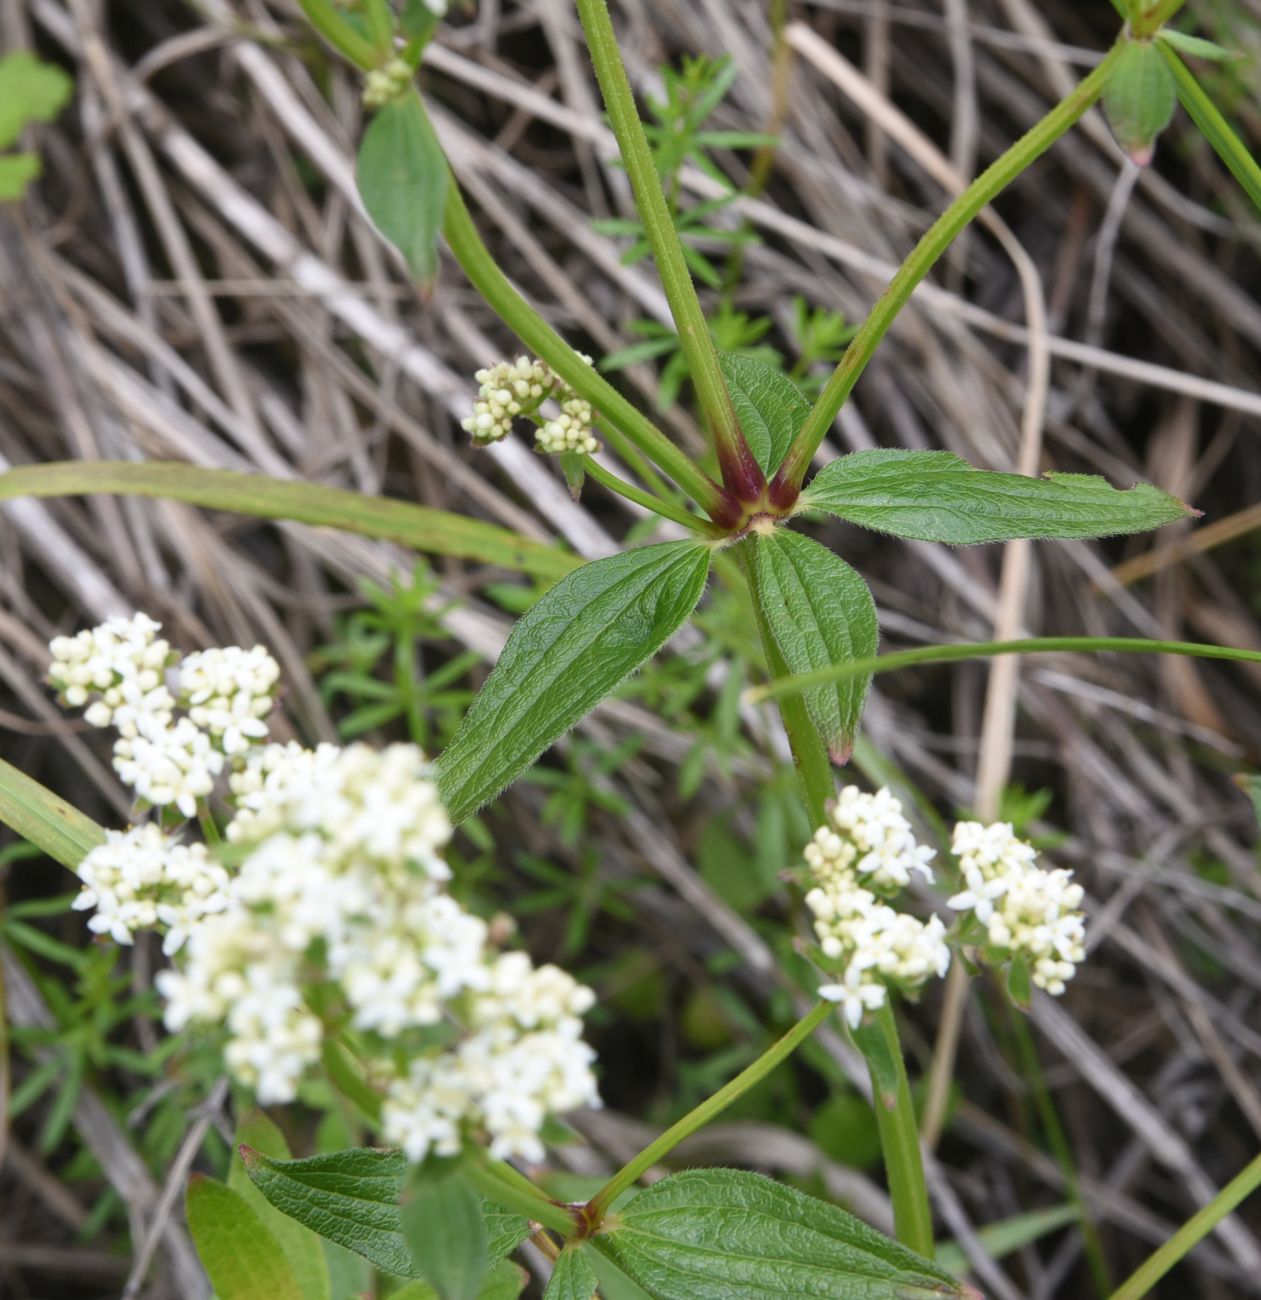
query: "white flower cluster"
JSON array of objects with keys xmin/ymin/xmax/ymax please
[
  {"xmin": 803, "ymin": 787, "xmax": 950, "ymax": 1029},
  {"xmin": 74, "ymin": 824, "xmax": 230, "ymax": 954},
  {"xmin": 461, "ymin": 355, "xmax": 600, "ymax": 456},
  {"xmin": 947, "ymin": 822, "xmax": 1086, "ymax": 996},
  {"xmin": 363, "ymin": 58, "xmax": 413, "ymax": 110},
  {"xmin": 48, "ymin": 617, "xmax": 602, "ymax": 1162},
  {"xmin": 48, "ymin": 615, "xmax": 280, "ymax": 818}
]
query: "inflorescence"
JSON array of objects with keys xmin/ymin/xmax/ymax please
[
  {"xmin": 802, "ymin": 786, "xmax": 1087, "ymax": 1027},
  {"xmin": 462, "ymin": 355, "xmax": 600, "ymax": 456},
  {"xmin": 49, "ymin": 614, "xmax": 600, "ymax": 1164}
]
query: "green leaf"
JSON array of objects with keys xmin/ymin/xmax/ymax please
[
  {"xmin": 801, "ymin": 449, "xmax": 1194, "ymax": 544},
  {"xmin": 357, "ymin": 89, "xmax": 447, "ymax": 285},
  {"xmin": 0, "ymin": 152, "xmax": 41, "ymax": 201},
  {"xmin": 935, "ymin": 1204, "xmax": 1078, "ymax": 1277},
  {"xmin": 718, "ymin": 353, "xmax": 811, "ymax": 477},
  {"xmin": 1006, "ymin": 955, "xmax": 1032, "ymax": 1014},
  {"xmin": 0, "ymin": 53, "xmax": 74, "ymax": 150},
  {"xmin": 0, "ymin": 756, "xmax": 104, "ymax": 870},
  {"xmin": 594, "ymin": 1169, "xmax": 972, "ymax": 1299},
  {"xmin": 750, "ymin": 530, "xmax": 877, "ymax": 765},
  {"xmin": 1159, "ymin": 42, "xmax": 1261, "ymax": 217},
  {"xmin": 0, "ymin": 461, "xmax": 577, "ymax": 580},
  {"xmin": 243, "ymin": 1148, "xmax": 529, "ymax": 1281},
  {"xmin": 401, "ymin": 1172, "xmax": 489, "ymax": 1300},
  {"xmin": 478, "ymin": 1260, "xmax": 529, "ymax": 1300},
  {"xmin": 229, "ymin": 1114, "xmax": 332, "ymax": 1300},
  {"xmin": 1103, "ymin": 39, "xmax": 1176, "ymax": 165},
  {"xmin": 544, "ymin": 1247, "xmax": 600, "ymax": 1300},
  {"xmin": 435, "ymin": 541, "xmax": 711, "ymax": 821},
  {"xmin": 186, "ymin": 1175, "xmax": 305, "ymax": 1300},
  {"xmin": 1155, "ymin": 30, "xmax": 1239, "ymax": 62}
]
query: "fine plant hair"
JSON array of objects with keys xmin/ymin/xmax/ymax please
[{"xmin": 2, "ymin": 2, "xmax": 1261, "ymax": 1299}]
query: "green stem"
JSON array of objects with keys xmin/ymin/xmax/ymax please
[
  {"xmin": 574, "ymin": 0, "xmax": 761, "ymax": 502},
  {"xmin": 856, "ymin": 1001, "xmax": 934, "ymax": 1257},
  {"xmin": 1132, "ymin": 0, "xmax": 1190, "ymax": 37},
  {"xmin": 462, "ymin": 1154, "xmax": 579, "ymax": 1237},
  {"xmin": 321, "ymin": 1037, "xmax": 383, "ymax": 1124},
  {"xmin": 585, "ymin": 1001, "xmax": 833, "ymax": 1223},
  {"xmin": 1108, "ymin": 1150, "xmax": 1261, "ymax": 1299},
  {"xmin": 442, "ymin": 180, "xmax": 724, "ymax": 515},
  {"xmin": 771, "ymin": 43, "xmax": 1126, "ymax": 500},
  {"xmin": 582, "ymin": 456, "xmax": 719, "ymax": 534},
  {"xmin": 740, "ymin": 542, "xmax": 833, "ymax": 823},
  {"xmin": 1159, "ymin": 42, "xmax": 1261, "ymax": 215},
  {"xmin": 296, "ymin": 0, "xmax": 379, "ymax": 70},
  {"xmin": 749, "ymin": 634, "xmax": 1261, "ymax": 704}
]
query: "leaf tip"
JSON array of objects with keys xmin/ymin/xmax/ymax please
[
  {"xmin": 238, "ymin": 1144, "xmax": 263, "ymax": 1169},
  {"xmin": 828, "ymin": 739, "xmax": 854, "ymax": 767}
]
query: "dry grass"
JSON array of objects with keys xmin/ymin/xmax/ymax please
[{"xmin": 1, "ymin": 1, "xmax": 1260, "ymax": 1296}]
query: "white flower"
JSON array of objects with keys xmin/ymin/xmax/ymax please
[
  {"xmin": 178, "ymin": 645, "xmax": 280, "ymax": 755},
  {"xmin": 113, "ymin": 715, "xmax": 225, "ymax": 817},
  {"xmin": 48, "ymin": 613, "xmax": 173, "ymax": 727},
  {"xmin": 818, "ymin": 964, "xmax": 888, "ymax": 1029},
  {"xmin": 75, "ymin": 824, "xmax": 231, "ymax": 954},
  {"xmin": 805, "ymin": 786, "xmax": 935, "ymax": 892},
  {"xmin": 462, "ymin": 356, "xmax": 551, "ymax": 445},
  {"xmin": 947, "ymin": 822, "xmax": 1087, "ymax": 995}
]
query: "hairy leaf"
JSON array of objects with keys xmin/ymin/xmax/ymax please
[
  {"xmin": 802, "ymin": 449, "xmax": 1193, "ymax": 544},
  {"xmin": 719, "ymin": 352, "xmax": 810, "ymax": 476},
  {"xmin": 0, "ymin": 461, "xmax": 576, "ymax": 580},
  {"xmin": 0, "ymin": 757, "xmax": 104, "ymax": 870},
  {"xmin": 401, "ymin": 1173, "xmax": 489, "ymax": 1300},
  {"xmin": 436, "ymin": 541, "xmax": 711, "ymax": 821},
  {"xmin": 186, "ymin": 1175, "xmax": 305, "ymax": 1300},
  {"xmin": 242, "ymin": 1148, "xmax": 529, "ymax": 1280},
  {"xmin": 544, "ymin": 1247, "xmax": 600, "ymax": 1300},
  {"xmin": 750, "ymin": 530, "xmax": 877, "ymax": 764},
  {"xmin": 0, "ymin": 52, "xmax": 74, "ymax": 149},
  {"xmin": 357, "ymin": 89, "xmax": 447, "ymax": 284},
  {"xmin": 595, "ymin": 1169, "xmax": 974, "ymax": 1299},
  {"xmin": 228, "ymin": 1114, "xmax": 331, "ymax": 1300}
]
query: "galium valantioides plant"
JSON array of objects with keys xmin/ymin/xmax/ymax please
[{"xmin": 5, "ymin": 0, "xmax": 1261, "ymax": 1296}]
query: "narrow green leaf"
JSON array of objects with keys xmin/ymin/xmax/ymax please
[
  {"xmin": 0, "ymin": 461, "xmax": 577, "ymax": 580},
  {"xmin": 750, "ymin": 530, "xmax": 877, "ymax": 764},
  {"xmin": 0, "ymin": 756, "xmax": 104, "ymax": 870},
  {"xmin": 935, "ymin": 1204, "xmax": 1078, "ymax": 1277},
  {"xmin": 357, "ymin": 89, "xmax": 447, "ymax": 285},
  {"xmin": 186, "ymin": 1175, "xmax": 305, "ymax": 1300},
  {"xmin": 242, "ymin": 1148, "xmax": 528, "ymax": 1281},
  {"xmin": 1006, "ymin": 955, "xmax": 1033, "ymax": 1014},
  {"xmin": 801, "ymin": 449, "xmax": 1194, "ymax": 544},
  {"xmin": 435, "ymin": 541, "xmax": 711, "ymax": 821},
  {"xmin": 1103, "ymin": 39, "xmax": 1176, "ymax": 164},
  {"xmin": 545, "ymin": 1247, "xmax": 599, "ymax": 1300},
  {"xmin": 594, "ymin": 1169, "xmax": 975, "ymax": 1299},
  {"xmin": 0, "ymin": 53, "xmax": 74, "ymax": 149},
  {"xmin": 1155, "ymin": 30, "xmax": 1239, "ymax": 62},
  {"xmin": 401, "ymin": 1173, "xmax": 489, "ymax": 1300},
  {"xmin": 718, "ymin": 353, "xmax": 811, "ymax": 477},
  {"xmin": 228, "ymin": 1114, "xmax": 332, "ymax": 1300},
  {"xmin": 0, "ymin": 153, "xmax": 41, "ymax": 201},
  {"xmin": 850, "ymin": 1019, "xmax": 901, "ymax": 1112},
  {"xmin": 1160, "ymin": 42, "xmax": 1261, "ymax": 217}
]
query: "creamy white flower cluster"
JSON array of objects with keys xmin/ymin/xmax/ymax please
[
  {"xmin": 947, "ymin": 821, "xmax": 1086, "ymax": 996},
  {"xmin": 461, "ymin": 355, "xmax": 599, "ymax": 456},
  {"xmin": 48, "ymin": 615, "xmax": 280, "ymax": 818},
  {"xmin": 803, "ymin": 787, "xmax": 950, "ymax": 1029}
]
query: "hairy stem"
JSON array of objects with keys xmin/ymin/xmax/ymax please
[
  {"xmin": 584, "ymin": 1001, "xmax": 833, "ymax": 1223},
  {"xmin": 772, "ymin": 42, "xmax": 1125, "ymax": 497},
  {"xmin": 442, "ymin": 181, "xmax": 724, "ymax": 514},
  {"xmin": 574, "ymin": 0, "xmax": 762, "ymax": 500}
]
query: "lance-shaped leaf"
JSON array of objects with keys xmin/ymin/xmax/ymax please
[
  {"xmin": 401, "ymin": 1172, "xmax": 489, "ymax": 1300},
  {"xmin": 186, "ymin": 1175, "xmax": 305, "ymax": 1300},
  {"xmin": 436, "ymin": 541, "xmax": 711, "ymax": 821},
  {"xmin": 801, "ymin": 449, "xmax": 1194, "ymax": 544},
  {"xmin": 594, "ymin": 1169, "xmax": 976, "ymax": 1300},
  {"xmin": 750, "ymin": 530, "xmax": 877, "ymax": 764},
  {"xmin": 0, "ymin": 461, "xmax": 577, "ymax": 580},
  {"xmin": 719, "ymin": 352, "xmax": 811, "ymax": 477},
  {"xmin": 1103, "ymin": 39, "xmax": 1176, "ymax": 165},
  {"xmin": 357, "ymin": 89, "xmax": 447, "ymax": 285},
  {"xmin": 544, "ymin": 1246, "xmax": 600, "ymax": 1300},
  {"xmin": 241, "ymin": 1147, "xmax": 529, "ymax": 1280},
  {"xmin": 0, "ymin": 756, "xmax": 103, "ymax": 870}
]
